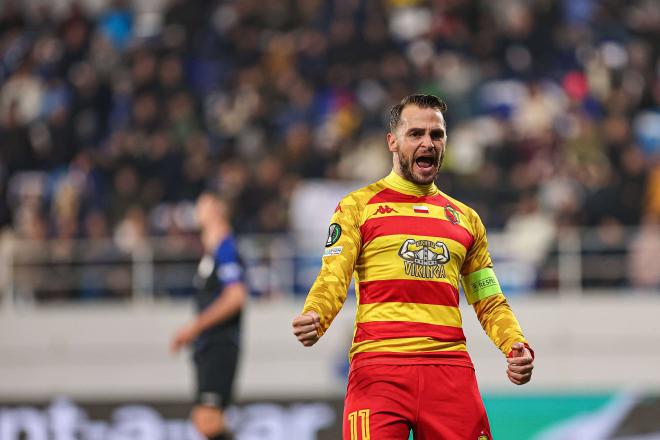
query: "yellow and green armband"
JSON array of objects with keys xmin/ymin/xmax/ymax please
[{"xmin": 462, "ymin": 267, "xmax": 502, "ymax": 304}]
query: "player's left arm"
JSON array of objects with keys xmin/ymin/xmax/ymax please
[
  {"xmin": 461, "ymin": 211, "xmax": 534, "ymax": 385},
  {"xmin": 472, "ymin": 292, "xmax": 534, "ymax": 385}
]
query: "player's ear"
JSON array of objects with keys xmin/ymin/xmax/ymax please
[{"xmin": 387, "ymin": 132, "xmax": 398, "ymax": 153}]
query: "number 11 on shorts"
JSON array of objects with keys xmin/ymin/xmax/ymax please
[{"xmin": 348, "ymin": 409, "xmax": 370, "ymax": 440}]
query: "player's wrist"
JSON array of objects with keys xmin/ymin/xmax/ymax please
[
  {"xmin": 507, "ymin": 342, "xmax": 534, "ymax": 360},
  {"xmin": 190, "ymin": 320, "xmax": 205, "ymax": 337}
]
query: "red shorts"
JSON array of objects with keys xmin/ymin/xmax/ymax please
[{"xmin": 343, "ymin": 364, "xmax": 491, "ymax": 440}]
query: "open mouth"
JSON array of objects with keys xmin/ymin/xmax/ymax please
[{"xmin": 415, "ymin": 156, "xmax": 436, "ymax": 169}]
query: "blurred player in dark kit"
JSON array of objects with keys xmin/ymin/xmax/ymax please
[{"xmin": 171, "ymin": 192, "xmax": 247, "ymax": 440}]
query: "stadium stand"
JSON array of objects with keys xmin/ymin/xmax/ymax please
[{"xmin": 1, "ymin": 0, "xmax": 659, "ymax": 300}]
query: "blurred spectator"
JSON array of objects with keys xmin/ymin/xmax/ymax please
[
  {"xmin": 1, "ymin": 101, "xmax": 36, "ymax": 172},
  {"xmin": 628, "ymin": 214, "xmax": 660, "ymax": 289},
  {"xmin": 581, "ymin": 217, "xmax": 628, "ymax": 288},
  {"xmin": 646, "ymin": 165, "xmax": 660, "ymax": 218},
  {"xmin": 79, "ymin": 209, "xmax": 115, "ymax": 299},
  {"xmin": 504, "ymin": 192, "xmax": 556, "ymax": 267},
  {"xmin": 235, "ymin": 157, "xmax": 289, "ymax": 234},
  {"xmin": 0, "ymin": 64, "xmax": 43, "ymax": 126},
  {"xmin": 97, "ymin": 0, "xmax": 133, "ymax": 51},
  {"xmin": 114, "ymin": 204, "xmax": 148, "ymax": 254}
]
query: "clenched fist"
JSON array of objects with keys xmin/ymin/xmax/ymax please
[
  {"xmin": 292, "ymin": 311, "xmax": 321, "ymax": 347},
  {"xmin": 506, "ymin": 342, "xmax": 534, "ymax": 385}
]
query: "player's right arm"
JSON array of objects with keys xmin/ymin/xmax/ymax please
[
  {"xmin": 292, "ymin": 311, "xmax": 321, "ymax": 346},
  {"xmin": 292, "ymin": 195, "xmax": 362, "ymax": 346}
]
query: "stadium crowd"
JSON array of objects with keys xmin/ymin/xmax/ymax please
[{"xmin": 1, "ymin": 0, "xmax": 659, "ymax": 299}]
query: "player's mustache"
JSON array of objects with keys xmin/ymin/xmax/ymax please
[{"xmin": 416, "ymin": 147, "xmax": 440, "ymax": 164}]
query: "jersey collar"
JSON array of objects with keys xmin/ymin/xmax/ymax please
[{"xmin": 383, "ymin": 170, "xmax": 439, "ymax": 196}]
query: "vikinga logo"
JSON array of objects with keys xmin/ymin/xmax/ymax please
[
  {"xmin": 372, "ymin": 205, "xmax": 398, "ymax": 215},
  {"xmin": 398, "ymin": 238, "xmax": 450, "ymax": 279}
]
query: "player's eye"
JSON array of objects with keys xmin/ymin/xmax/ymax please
[{"xmin": 431, "ymin": 130, "xmax": 445, "ymax": 140}]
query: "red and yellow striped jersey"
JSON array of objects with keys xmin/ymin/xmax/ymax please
[{"xmin": 302, "ymin": 171, "xmax": 529, "ymax": 369}]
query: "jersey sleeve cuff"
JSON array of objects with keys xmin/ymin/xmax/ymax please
[
  {"xmin": 301, "ymin": 306, "xmax": 325, "ymax": 337},
  {"xmin": 507, "ymin": 342, "xmax": 535, "ymax": 360}
]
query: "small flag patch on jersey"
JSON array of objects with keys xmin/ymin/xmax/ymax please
[{"xmin": 413, "ymin": 205, "xmax": 429, "ymax": 214}]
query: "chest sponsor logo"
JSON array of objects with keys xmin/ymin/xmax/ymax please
[
  {"xmin": 398, "ymin": 238, "xmax": 450, "ymax": 279},
  {"xmin": 372, "ymin": 205, "xmax": 398, "ymax": 215}
]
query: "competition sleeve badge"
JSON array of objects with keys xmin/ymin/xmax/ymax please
[{"xmin": 325, "ymin": 223, "xmax": 342, "ymax": 247}]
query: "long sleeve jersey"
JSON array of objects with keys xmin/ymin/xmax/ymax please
[{"xmin": 302, "ymin": 171, "xmax": 530, "ymax": 370}]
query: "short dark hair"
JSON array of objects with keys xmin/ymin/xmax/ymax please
[{"xmin": 389, "ymin": 94, "xmax": 447, "ymax": 132}]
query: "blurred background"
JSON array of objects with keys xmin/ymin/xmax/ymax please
[{"xmin": 0, "ymin": 0, "xmax": 659, "ymax": 439}]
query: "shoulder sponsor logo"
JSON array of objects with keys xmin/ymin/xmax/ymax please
[
  {"xmin": 323, "ymin": 246, "xmax": 343, "ymax": 257},
  {"xmin": 372, "ymin": 205, "xmax": 398, "ymax": 215},
  {"xmin": 398, "ymin": 238, "xmax": 450, "ymax": 279},
  {"xmin": 325, "ymin": 223, "xmax": 342, "ymax": 247},
  {"xmin": 445, "ymin": 205, "xmax": 460, "ymax": 224},
  {"xmin": 413, "ymin": 205, "xmax": 429, "ymax": 214}
]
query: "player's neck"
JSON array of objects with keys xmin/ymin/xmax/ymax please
[
  {"xmin": 385, "ymin": 170, "xmax": 438, "ymax": 196},
  {"xmin": 202, "ymin": 223, "xmax": 230, "ymax": 253}
]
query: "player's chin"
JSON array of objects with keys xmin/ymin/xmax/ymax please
[
  {"xmin": 412, "ymin": 167, "xmax": 438, "ymax": 184},
  {"xmin": 411, "ymin": 160, "xmax": 440, "ymax": 179}
]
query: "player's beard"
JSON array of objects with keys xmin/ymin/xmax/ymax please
[{"xmin": 398, "ymin": 149, "xmax": 443, "ymax": 185}]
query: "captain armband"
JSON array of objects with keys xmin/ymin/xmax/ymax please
[{"xmin": 461, "ymin": 267, "xmax": 502, "ymax": 305}]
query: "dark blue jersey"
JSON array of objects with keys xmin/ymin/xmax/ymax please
[{"xmin": 193, "ymin": 235, "xmax": 244, "ymax": 350}]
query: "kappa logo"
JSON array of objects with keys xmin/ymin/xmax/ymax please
[
  {"xmin": 372, "ymin": 205, "xmax": 398, "ymax": 215},
  {"xmin": 398, "ymin": 238, "xmax": 450, "ymax": 279}
]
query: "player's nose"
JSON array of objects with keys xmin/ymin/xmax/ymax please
[
  {"xmin": 420, "ymin": 136, "xmax": 436, "ymax": 150},
  {"xmin": 420, "ymin": 132, "xmax": 435, "ymax": 148}
]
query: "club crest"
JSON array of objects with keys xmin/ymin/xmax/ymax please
[{"xmin": 444, "ymin": 205, "xmax": 460, "ymax": 225}]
